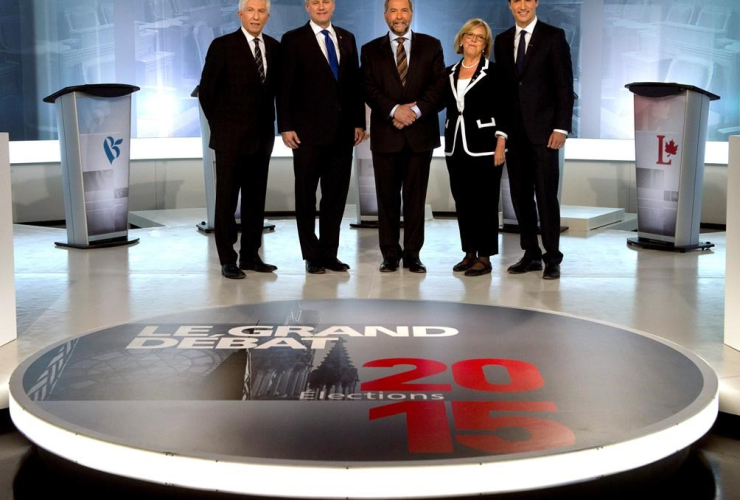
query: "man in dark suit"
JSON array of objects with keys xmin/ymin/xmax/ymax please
[
  {"xmin": 278, "ymin": 0, "xmax": 366, "ymax": 275},
  {"xmin": 199, "ymin": 0, "xmax": 279, "ymax": 279},
  {"xmin": 361, "ymin": 0, "xmax": 446, "ymax": 273},
  {"xmin": 494, "ymin": 0, "xmax": 574, "ymax": 280}
]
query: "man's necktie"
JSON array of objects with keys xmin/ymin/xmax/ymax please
[
  {"xmin": 516, "ymin": 30, "xmax": 527, "ymax": 75},
  {"xmin": 321, "ymin": 29, "xmax": 339, "ymax": 80},
  {"xmin": 396, "ymin": 36, "xmax": 408, "ymax": 86},
  {"xmin": 254, "ymin": 38, "xmax": 265, "ymax": 84}
]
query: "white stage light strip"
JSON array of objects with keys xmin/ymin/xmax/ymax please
[
  {"xmin": 9, "ymin": 390, "xmax": 717, "ymax": 499},
  {"xmin": 9, "ymin": 139, "xmax": 730, "ymax": 165}
]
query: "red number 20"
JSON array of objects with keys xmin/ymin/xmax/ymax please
[{"xmin": 361, "ymin": 358, "xmax": 544, "ymax": 393}]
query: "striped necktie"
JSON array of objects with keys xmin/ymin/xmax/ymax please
[
  {"xmin": 254, "ymin": 38, "xmax": 265, "ymax": 84},
  {"xmin": 396, "ymin": 37, "xmax": 407, "ymax": 86}
]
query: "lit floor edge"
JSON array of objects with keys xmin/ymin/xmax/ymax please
[{"xmin": 8, "ymin": 391, "xmax": 719, "ymax": 499}]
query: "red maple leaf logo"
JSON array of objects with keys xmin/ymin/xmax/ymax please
[{"xmin": 665, "ymin": 140, "xmax": 678, "ymax": 157}]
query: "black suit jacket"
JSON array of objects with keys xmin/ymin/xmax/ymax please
[
  {"xmin": 199, "ymin": 29, "xmax": 279, "ymax": 153},
  {"xmin": 443, "ymin": 58, "xmax": 507, "ymax": 156},
  {"xmin": 277, "ymin": 23, "xmax": 365, "ymax": 146},
  {"xmin": 493, "ymin": 21, "xmax": 574, "ymax": 145},
  {"xmin": 361, "ymin": 32, "xmax": 446, "ymax": 154}
]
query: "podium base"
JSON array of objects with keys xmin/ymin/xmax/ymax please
[
  {"xmin": 197, "ymin": 221, "xmax": 276, "ymax": 234},
  {"xmin": 627, "ymin": 237, "xmax": 715, "ymax": 253},
  {"xmin": 55, "ymin": 236, "xmax": 140, "ymax": 250},
  {"xmin": 500, "ymin": 224, "xmax": 569, "ymax": 234}
]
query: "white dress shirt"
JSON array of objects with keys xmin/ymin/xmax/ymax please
[
  {"xmin": 309, "ymin": 21, "xmax": 341, "ymax": 65},
  {"xmin": 242, "ymin": 27, "xmax": 267, "ymax": 75},
  {"xmin": 513, "ymin": 17, "xmax": 537, "ymax": 65}
]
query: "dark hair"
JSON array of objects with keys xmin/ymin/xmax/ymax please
[{"xmin": 384, "ymin": 0, "xmax": 413, "ymax": 13}]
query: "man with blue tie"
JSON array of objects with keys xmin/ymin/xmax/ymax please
[
  {"xmin": 278, "ymin": 0, "xmax": 366, "ymax": 274},
  {"xmin": 494, "ymin": 0, "xmax": 574, "ymax": 280}
]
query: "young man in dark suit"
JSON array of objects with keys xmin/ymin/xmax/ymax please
[
  {"xmin": 494, "ymin": 0, "xmax": 574, "ymax": 280},
  {"xmin": 361, "ymin": 0, "xmax": 446, "ymax": 273},
  {"xmin": 278, "ymin": 0, "xmax": 366, "ymax": 274},
  {"xmin": 199, "ymin": 0, "xmax": 279, "ymax": 279}
]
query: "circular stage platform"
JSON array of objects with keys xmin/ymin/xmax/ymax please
[{"xmin": 9, "ymin": 300, "xmax": 718, "ymax": 498}]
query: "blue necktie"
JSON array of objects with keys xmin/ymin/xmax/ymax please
[
  {"xmin": 321, "ymin": 29, "xmax": 339, "ymax": 80},
  {"xmin": 516, "ymin": 30, "xmax": 527, "ymax": 75}
]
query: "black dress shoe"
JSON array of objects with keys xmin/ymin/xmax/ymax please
[
  {"xmin": 379, "ymin": 259, "xmax": 399, "ymax": 272},
  {"xmin": 324, "ymin": 258, "xmax": 350, "ymax": 272},
  {"xmin": 507, "ymin": 257, "xmax": 543, "ymax": 274},
  {"xmin": 239, "ymin": 256, "xmax": 277, "ymax": 273},
  {"xmin": 453, "ymin": 256, "xmax": 476, "ymax": 272},
  {"xmin": 464, "ymin": 259, "xmax": 492, "ymax": 277},
  {"xmin": 403, "ymin": 257, "xmax": 427, "ymax": 274},
  {"xmin": 543, "ymin": 263, "xmax": 561, "ymax": 280},
  {"xmin": 221, "ymin": 264, "xmax": 246, "ymax": 279},
  {"xmin": 306, "ymin": 261, "xmax": 326, "ymax": 274}
]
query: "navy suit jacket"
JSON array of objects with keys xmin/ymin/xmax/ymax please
[
  {"xmin": 277, "ymin": 23, "xmax": 365, "ymax": 146},
  {"xmin": 199, "ymin": 29, "xmax": 279, "ymax": 153},
  {"xmin": 361, "ymin": 32, "xmax": 446, "ymax": 154},
  {"xmin": 493, "ymin": 21, "xmax": 574, "ymax": 145}
]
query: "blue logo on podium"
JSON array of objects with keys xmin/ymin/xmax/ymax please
[{"xmin": 104, "ymin": 136, "xmax": 123, "ymax": 164}]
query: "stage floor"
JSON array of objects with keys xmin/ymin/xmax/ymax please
[
  {"xmin": 1, "ymin": 209, "xmax": 739, "ymax": 497},
  {"xmin": 6, "ymin": 210, "xmax": 739, "ymax": 403}
]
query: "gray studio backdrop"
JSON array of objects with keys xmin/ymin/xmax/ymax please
[{"xmin": 0, "ymin": 0, "xmax": 738, "ymax": 143}]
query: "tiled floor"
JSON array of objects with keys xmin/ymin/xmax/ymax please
[{"xmin": 2, "ymin": 211, "xmax": 740, "ymax": 498}]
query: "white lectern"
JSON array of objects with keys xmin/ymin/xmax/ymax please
[
  {"xmin": 44, "ymin": 84, "xmax": 140, "ymax": 249},
  {"xmin": 626, "ymin": 82, "xmax": 718, "ymax": 252}
]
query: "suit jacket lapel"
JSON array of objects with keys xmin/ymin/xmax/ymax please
[
  {"xmin": 381, "ymin": 34, "xmax": 404, "ymax": 90},
  {"xmin": 264, "ymin": 37, "xmax": 276, "ymax": 87},
  {"xmin": 451, "ymin": 59, "xmax": 488, "ymax": 102},
  {"xmin": 521, "ymin": 23, "xmax": 541, "ymax": 75},
  {"xmin": 504, "ymin": 29, "xmax": 517, "ymax": 76},
  {"xmin": 449, "ymin": 62, "xmax": 460, "ymax": 103},
  {"xmin": 304, "ymin": 22, "xmax": 336, "ymax": 82},
  {"xmin": 463, "ymin": 58, "xmax": 487, "ymax": 96},
  {"xmin": 236, "ymin": 29, "xmax": 259, "ymax": 76},
  {"xmin": 337, "ymin": 29, "xmax": 348, "ymax": 79},
  {"xmin": 405, "ymin": 32, "xmax": 420, "ymax": 88}
]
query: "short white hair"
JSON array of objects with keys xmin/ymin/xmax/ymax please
[{"xmin": 239, "ymin": 0, "xmax": 271, "ymax": 12}]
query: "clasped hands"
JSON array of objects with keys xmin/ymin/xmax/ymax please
[{"xmin": 392, "ymin": 102, "xmax": 417, "ymax": 130}]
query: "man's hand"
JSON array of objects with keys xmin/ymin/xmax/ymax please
[
  {"xmin": 393, "ymin": 102, "xmax": 417, "ymax": 127},
  {"xmin": 392, "ymin": 118, "xmax": 405, "ymax": 130},
  {"xmin": 494, "ymin": 137, "xmax": 506, "ymax": 167},
  {"xmin": 281, "ymin": 131, "xmax": 301, "ymax": 149},
  {"xmin": 547, "ymin": 131, "xmax": 567, "ymax": 150},
  {"xmin": 354, "ymin": 128, "xmax": 365, "ymax": 146}
]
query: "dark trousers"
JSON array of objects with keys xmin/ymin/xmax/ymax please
[
  {"xmin": 446, "ymin": 146, "xmax": 503, "ymax": 257},
  {"xmin": 214, "ymin": 137, "xmax": 274, "ymax": 265},
  {"xmin": 507, "ymin": 112, "xmax": 563, "ymax": 265},
  {"xmin": 372, "ymin": 147, "xmax": 432, "ymax": 260},
  {"xmin": 293, "ymin": 143, "xmax": 353, "ymax": 262}
]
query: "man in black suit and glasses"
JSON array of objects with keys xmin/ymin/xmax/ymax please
[
  {"xmin": 199, "ymin": 0, "xmax": 280, "ymax": 279},
  {"xmin": 278, "ymin": 0, "xmax": 366, "ymax": 275},
  {"xmin": 361, "ymin": 0, "xmax": 446, "ymax": 273},
  {"xmin": 494, "ymin": 0, "xmax": 574, "ymax": 280}
]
